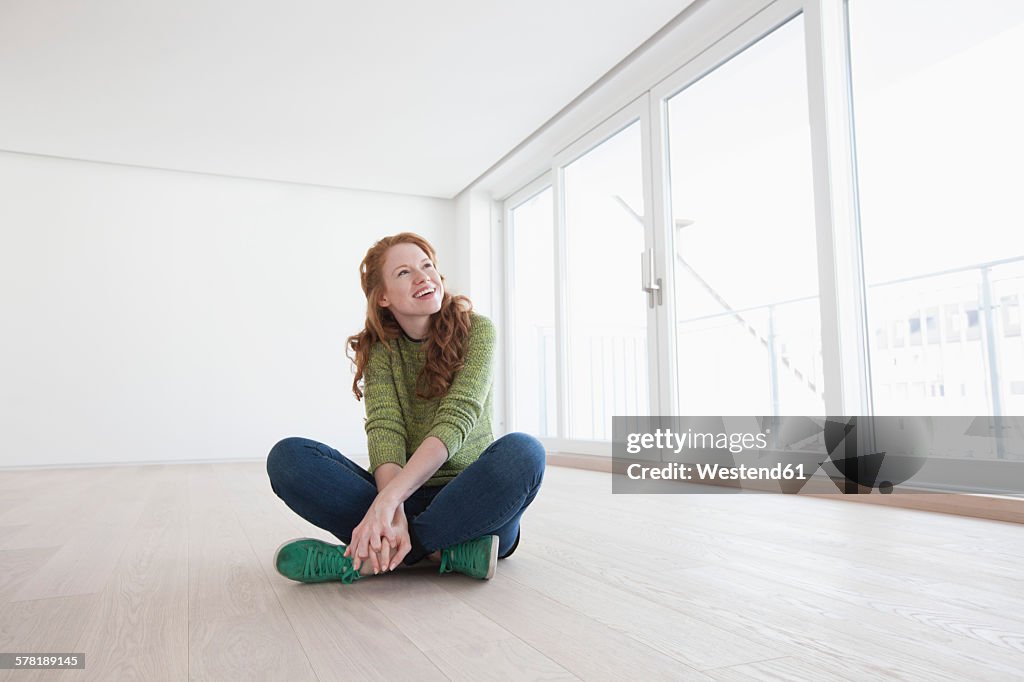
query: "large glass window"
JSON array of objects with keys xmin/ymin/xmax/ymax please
[
  {"xmin": 508, "ymin": 187, "xmax": 556, "ymax": 437},
  {"xmin": 666, "ymin": 15, "xmax": 824, "ymax": 416},
  {"xmin": 502, "ymin": 1, "xmax": 1024, "ymax": 469},
  {"xmin": 848, "ymin": 0, "xmax": 1024, "ymax": 419},
  {"xmin": 563, "ymin": 121, "xmax": 649, "ymax": 439}
]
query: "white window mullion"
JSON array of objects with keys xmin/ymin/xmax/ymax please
[
  {"xmin": 648, "ymin": 91, "xmax": 678, "ymax": 416},
  {"xmin": 552, "ymin": 164, "xmax": 571, "ymax": 440},
  {"xmin": 804, "ymin": 0, "xmax": 870, "ymax": 415},
  {"xmin": 636, "ymin": 92, "xmax": 665, "ymax": 417},
  {"xmin": 499, "ymin": 197, "xmax": 516, "ymax": 436}
]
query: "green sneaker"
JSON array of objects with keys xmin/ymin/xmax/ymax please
[
  {"xmin": 439, "ymin": 535, "xmax": 499, "ymax": 580},
  {"xmin": 273, "ymin": 538, "xmax": 363, "ymax": 584}
]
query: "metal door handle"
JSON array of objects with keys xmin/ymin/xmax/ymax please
[{"xmin": 641, "ymin": 249, "xmax": 662, "ymax": 308}]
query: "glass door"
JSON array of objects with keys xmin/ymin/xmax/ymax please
[
  {"xmin": 506, "ymin": 182, "xmax": 557, "ymax": 438},
  {"xmin": 556, "ymin": 99, "xmax": 657, "ymax": 441},
  {"xmin": 658, "ymin": 13, "xmax": 825, "ymax": 417}
]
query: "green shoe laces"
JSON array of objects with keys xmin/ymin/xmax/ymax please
[
  {"xmin": 303, "ymin": 545, "xmax": 362, "ymax": 584},
  {"xmin": 439, "ymin": 538, "xmax": 488, "ymax": 577}
]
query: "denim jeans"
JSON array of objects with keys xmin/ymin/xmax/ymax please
[{"xmin": 266, "ymin": 432, "xmax": 545, "ymax": 564}]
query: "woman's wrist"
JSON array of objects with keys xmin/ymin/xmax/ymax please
[
  {"xmin": 386, "ymin": 440, "xmax": 448, "ymax": 502},
  {"xmin": 375, "ymin": 485, "xmax": 404, "ymax": 510}
]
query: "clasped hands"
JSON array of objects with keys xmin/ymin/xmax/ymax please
[{"xmin": 343, "ymin": 492, "xmax": 412, "ymax": 574}]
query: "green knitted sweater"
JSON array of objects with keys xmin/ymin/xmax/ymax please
[{"xmin": 363, "ymin": 313, "xmax": 495, "ymax": 486}]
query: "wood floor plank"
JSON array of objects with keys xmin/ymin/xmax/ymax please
[
  {"xmin": 690, "ymin": 543, "xmax": 1024, "ymax": 658},
  {"xmin": 0, "ymin": 497, "xmax": 27, "ymax": 520},
  {"xmin": 0, "ymin": 547, "xmax": 58, "ymax": 603},
  {"xmin": 516, "ymin": 532, "xmax": 912, "ymax": 678},
  {"xmin": 210, "ymin": 462, "xmax": 336, "ymax": 557},
  {"xmin": 10, "ymin": 467, "xmax": 157, "ymax": 601},
  {"xmin": 437, "ymin": 572, "xmax": 714, "ymax": 681},
  {"xmin": 0, "ymin": 468, "xmax": 117, "ymax": 527},
  {"xmin": 55, "ymin": 471, "xmax": 188, "ymax": 682},
  {"xmin": 189, "ymin": 614, "xmax": 318, "ymax": 682},
  {"xmin": 188, "ymin": 465, "xmax": 292, "ymax": 623},
  {"xmin": 425, "ymin": 638, "xmax": 581, "ymax": 681},
  {"xmin": 11, "ymin": 524, "xmax": 134, "ymax": 602},
  {"xmin": 216, "ymin": 462, "xmax": 448, "ymax": 681},
  {"xmin": 186, "ymin": 465, "xmax": 322, "ymax": 680},
  {"xmin": 703, "ymin": 656, "xmax": 854, "ymax": 682},
  {"xmin": 360, "ymin": 572, "xmax": 517, "ymax": 653},
  {"xmin": 705, "ymin": 513, "xmax": 1024, "ymax": 590},
  {"xmin": 544, "ymin": 473, "xmax": 999, "ymax": 589},
  {"xmin": 270, "ymin": 579, "xmax": 449, "ymax": 681},
  {"xmin": 498, "ymin": 550, "xmax": 781, "ymax": 670},
  {"xmin": 678, "ymin": 562, "xmax": 1024, "ymax": 680},
  {"xmin": 532, "ymin": 470, "xmax": 1018, "ymax": 680},
  {"xmin": 0, "ymin": 594, "xmax": 101, "ymax": 682},
  {"xmin": 0, "ymin": 522, "xmax": 77, "ymax": 552},
  {"xmin": 0, "ymin": 524, "xmax": 33, "ymax": 551},
  {"xmin": 909, "ymin": 579, "xmax": 1024, "ymax": 618},
  {"xmin": 0, "ymin": 460, "xmax": 1021, "ymax": 682},
  {"xmin": 543, "ymin": 469, "xmax": 1023, "ymax": 597},
  {"xmin": 0, "ymin": 525, "xmax": 27, "ymax": 545},
  {"xmin": 659, "ymin": 565, "xmax": 982, "ymax": 681}
]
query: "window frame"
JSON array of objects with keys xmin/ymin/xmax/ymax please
[
  {"xmin": 492, "ymin": 0, "xmax": 1024, "ymax": 511},
  {"xmin": 503, "ymin": 172, "xmax": 554, "ymax": 437},
  {"xmin": 499, "ymin": 0, "xmax": 1014, "ymax": 454}
]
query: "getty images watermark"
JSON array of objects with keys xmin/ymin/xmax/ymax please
[{"xmin": 611, "ymin": 416, "xmax": 1024, "ymax": 495}]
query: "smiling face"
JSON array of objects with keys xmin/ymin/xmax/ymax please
[{"xmin": 377, "ymin": 241, "xmax": 444, "ymax": 339}]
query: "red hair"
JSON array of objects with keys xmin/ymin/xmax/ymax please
[{"xmin": 346, "ymin": 232, "xmax": 473, "ymax": 400}]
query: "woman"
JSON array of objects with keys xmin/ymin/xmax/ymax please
[{"xmin": 266, "ymin": 232, "xmax": 545, "ymax": 584}]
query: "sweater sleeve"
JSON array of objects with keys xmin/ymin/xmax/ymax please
[
  {"xmin": 427, "ymin": 315, "xmax": 496, "ymax": 459},
  {"xmin": 363, "ymin": 341, "xmax": 408, "ymax": 473}
]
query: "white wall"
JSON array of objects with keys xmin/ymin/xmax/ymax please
[
  {"xmin": 0, "ymin": 151, "xmax": 455, "ymax": 467},
  {"xmin": 453, "ymin": 189, "xmax": 507, "ymax": 434}
]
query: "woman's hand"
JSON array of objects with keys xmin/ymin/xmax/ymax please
[
  {"xmin": 369, "ymin": 504, "xmax": 412, "ymax": 572},
  {"xmin": 350, "ymin": 441, "xmax": 449, "ymax": 573},
  {"xmin": 344, "ymin": 492, "xmax": 401, "ymax": 573},
  {"xmin": 387, "ymin": 505, "xmax": 412, "ymax": 570}
]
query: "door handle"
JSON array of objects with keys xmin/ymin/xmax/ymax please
[{"xmin": 641, "ymin": 248, "xmax": 662, "ymax": 309}]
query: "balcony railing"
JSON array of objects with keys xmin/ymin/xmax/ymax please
[{"xmin": 529, "ymin": 255, "xmax": 1023, "ymax": 453}]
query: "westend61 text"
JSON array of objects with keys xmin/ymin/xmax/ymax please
[{"xmin": 626, "ymin": 462, "xmax": 807, "ymax": 481}]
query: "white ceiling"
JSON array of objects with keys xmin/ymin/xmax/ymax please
[{"xmin": 0, "ymin": 1, "xmax": 687, "ymax": 198}]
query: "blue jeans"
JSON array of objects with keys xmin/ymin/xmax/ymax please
[{"xmin": 266, "ymin": 432, "xmax": 545, "ymax": 564}]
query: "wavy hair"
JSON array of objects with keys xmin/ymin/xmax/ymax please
[{"xmin": 346, "ymin": 232, "xmax": 473, "ymax": 401}]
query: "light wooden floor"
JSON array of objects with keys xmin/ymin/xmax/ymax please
[{"xmin": 1, "ymin": 462, "xmax": 1022, "ymax": 681}]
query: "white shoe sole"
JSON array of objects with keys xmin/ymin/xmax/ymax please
[
  {"xmin": 273, "ymin": 537, "xmax": 329, "ymax": 578},
  {"xmin": 484, "ymin": 535, "xmax": 499, "ymax": 580}
]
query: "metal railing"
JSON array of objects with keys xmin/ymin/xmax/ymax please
[{"xmin": 529, "ymin": 255, "xmax": 1024, "ymax": 448}]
